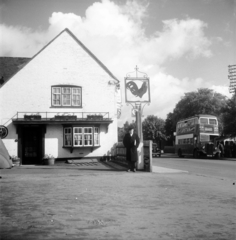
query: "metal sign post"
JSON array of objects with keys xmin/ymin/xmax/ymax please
[{"xmin": 124, "ymin": 66, "xmax": 150, "ymax": 170}]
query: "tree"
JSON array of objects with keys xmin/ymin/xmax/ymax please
[
  {"xmin": 222, "ymin": 96, "xmax": 236, "ymax": 137},
  {"xmin": 142, "ymin": 115, "xmax": 166, "ymax": 145},
  {"xmin": 164, "ymin": 112, "xmax": 176, "ymax": 145},
  {"xmin": 165, "ymin": 88, "xmax": 228, "ymax": 135}
]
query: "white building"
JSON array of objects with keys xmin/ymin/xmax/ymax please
[{"xmin": 0, "ymin": 28, "xmax": 121, "ymax": 164}]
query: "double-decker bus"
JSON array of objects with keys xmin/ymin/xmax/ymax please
[{"xmin": 175, "ymin": 114, "xmax": 221, "ymax": 158}]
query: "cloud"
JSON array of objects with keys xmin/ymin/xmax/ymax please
[
  {"xmin": 211, "ymin": 85, "xmax": 231, "ymax": 98},
  {"xmin": 157, "ymin": 18, "xmax": 212, "ymax": 59},
  {"xmin": 0, "ymin": 24, "xmax": 48, "ymax": 57},
  {"xmin": 0, "ymin": 0, "xmax": 217, "ymax": 125},
  {"xmin": 0, "ymin": 0, "xmax": 212, "ymax": 60}
]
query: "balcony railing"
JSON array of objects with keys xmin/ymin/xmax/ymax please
[{"xmin": 13, "ymin": 112, "xmax": 111, "ymax": 122}]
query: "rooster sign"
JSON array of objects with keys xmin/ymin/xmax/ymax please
[{"xmin": 125, "ymin": 78, "xmax": 150, "ymax": 103}]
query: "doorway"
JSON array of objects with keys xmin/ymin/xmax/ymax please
[{"xmin": 21, "ymin": 126, "xmax": 44, "ymax": 165}]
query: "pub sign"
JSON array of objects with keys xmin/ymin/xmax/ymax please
[{"xmin": 124, "ymin": 78, "xmax": 150, "ymax": 103}]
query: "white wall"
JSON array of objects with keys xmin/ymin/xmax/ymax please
[{"xmin": 0, "ymin": 30, "xmax": 119, "ymax": 158}]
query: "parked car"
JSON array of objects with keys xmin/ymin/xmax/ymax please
[{"xmin": 152, "ymin": 143, "xmax": 161, "ymax": 157}]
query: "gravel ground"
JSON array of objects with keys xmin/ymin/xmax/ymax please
[{"xmin": 0, "ymin": 163, "xmax": 235, "ymax": 240}]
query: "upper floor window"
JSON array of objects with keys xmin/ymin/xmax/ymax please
[
  {"xmin": 209, "ymin": 119, "xmax": 217, "ymax": 125},
  {"xmin": 200, "ymin": 118, "xmax": 208, "ymax": 124},
  {"xmin": 52, "ymin": 85, "xmax": 82, "ymax": 108}
]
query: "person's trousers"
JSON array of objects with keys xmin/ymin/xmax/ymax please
[{"xmin": 128, "ymin": 161, "xmax": 136, "ymax": 170}]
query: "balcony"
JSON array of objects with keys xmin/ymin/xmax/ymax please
[{"xmin": 12, "ymin": 112, "xmax": 113, "ymax": 125}]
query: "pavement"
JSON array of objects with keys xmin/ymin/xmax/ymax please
[
  {"xmin": 0, "ymin": 159, "xmax": 235, "ymax": 240},
  {"xmin": 159, "ymin": 153, "xmax": 236, "ymax": 161}
]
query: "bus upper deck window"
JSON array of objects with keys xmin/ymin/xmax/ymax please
[
  {"xmin": 209, "ymin": 119, "xmax": 217, "ymax": 125},
  {"xmin": 200, "ymin": 118, "xmax": 208, "ymax": 124}
]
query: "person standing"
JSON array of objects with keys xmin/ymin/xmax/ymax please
[{"xmin": 123, "ymin": 126, "xmax": 140, "ymax": 172}]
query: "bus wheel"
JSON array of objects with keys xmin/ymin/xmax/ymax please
[
  {"xmin": 178, "ymin": 149, "xmax": 182, "ymax": 158},
  {"xmin": 215, "ymin": 153, "xmax": 220, "ymax": 159}
]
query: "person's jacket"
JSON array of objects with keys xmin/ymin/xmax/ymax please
[{"xmin": 123, "ymin": 133, "xmax": 140, "ymax": 149}]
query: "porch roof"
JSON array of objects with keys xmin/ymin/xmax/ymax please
[
  {"xmin": 12, "ymin": 119, "xmax": 113, "ymax": 125},
  {"xmin": 11, "ymin": 112, "xmax": 113, "ymax": 125}
]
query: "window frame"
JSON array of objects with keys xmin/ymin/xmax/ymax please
[
  {"xmin": 200, "ymin": 118, "xmax": 208, "ymax": 124},
  {"xmin": 73, "ymin": 127, "xmax": 83, "ymax": 146},
  {"xmin": 62, "ymin": 87, "xmax": 72, "ymax": 106},
  {"xmin": 94, "ymin": 127, "xmax": 100, "ymax": 146},
  {"xmin": 83, "ymin": 127, "xmax": 93, "ymax": 146},
  {"xmin": 64, "ymin": 127, "xmax": 72, "ymax": 147},
  {"xmin": 72, "ymin": 88, "xmax": 82, "ymax": 106},
  {"xmin": 51, "ymin": 85, "xmax": 82, "ymax": 108},
  {"xmin": 63, "ymin": 126, "xmax": 100, "ymax": 148},
  {"xmin": 52, "ymin": 87, "xmax": 61, "ymax": 106},
  {"xmin": 209, "ymin": 118, "xmax": 217, "ymax": 125}
]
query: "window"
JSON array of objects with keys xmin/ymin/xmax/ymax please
[
  {"xmin": 62, "ymin": 87, "xmax": 71, "ymax": 106},
  {"xmin": 72, "ymin": 88, "xmax": 81, "ymax": 106},
  {"xmin": 84, "ymin": 127, "xmax": 93, "ymax": 146},
  {"xmin": 200, "ymin": 118, "xmax": 208, "ymax": 124},
  {"xmin": 187, "ymin": 119, "xmax": 195, "ymax": 127},
  {"xmin": 63, "ymin": 126, "xmax": 99, "ymax": 147},
  {"xmin": 200, "ymin": 134, "xmax": 209, "ymax": 142},
  {"xmin": 94, "ymin": 127, "xmax": 100, "ymax": 146},
  {"xmin": 64, "ymin": 128, "xmax": 72, "ymax": 146},
  {"xmin": 178, "ymin": 138, "xmax": 194, "ymax": 145},
  {"xmin": 52, "ymin": 87, "xmax": 61, "ymax": 106},
  {"xmin": 74, "ymin": 127, "xmax": 83, "ymax": 146},
  {"xmin": 52, "ymin": 85, "xmax": 82, "ymax": 107},
  {"xmin": 209, "ymin": 119, "xmax": 217, "ymax": 125}
]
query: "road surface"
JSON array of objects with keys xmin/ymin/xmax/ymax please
[{"xmin": 153, "ymin": 155, "xmax": 236, "ymax": 181}]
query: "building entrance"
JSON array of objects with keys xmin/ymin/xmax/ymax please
[{"xmin": 21, "ymin": 126, "xmax": 43, "ymax": 165}]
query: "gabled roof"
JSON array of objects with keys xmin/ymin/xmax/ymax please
[
  {"xmin": 0, "ymin": 57, "xmax": 30, "ymax": 86},
  {"xmin": 0, "ymin": 28, "xmax": 119, "ymax": 88}
]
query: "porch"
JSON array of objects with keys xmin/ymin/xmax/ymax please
[{"xmin": 12, "ymin": 112, "xmax": 112, "ymax": 125}]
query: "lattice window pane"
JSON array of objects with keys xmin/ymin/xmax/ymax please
[
  {"xmin": 64, "ymin": 127, "xmax": 72, "ymax": 146},
  {"xmin": 52, "ymin": 87, "xmax": 61, "ymax": 106},
  {"xmin": 94, "ymin": 127, "xmax": 99, "ymax": 146}
]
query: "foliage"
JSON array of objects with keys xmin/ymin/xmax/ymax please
[
  {"xmin": 165, "ymin": 88, "xmax": 228, "ymax": 136},
  {"xmin": 118, "ymin": 89, "xmax": 233, "ymax": 146},
  {"xmin": 164, "ymin": 112, "xmax": 176, "ymax": 145},
  {"xmin": 142, "ymin": 115, "xmax": 166, "ymax": 143},
  {"xmin": 222, "ymin": 96, "xmax": 236, "ymax": 137}
]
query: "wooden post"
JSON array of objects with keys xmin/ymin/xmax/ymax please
[{"xmin": 136, "ymin": 104, "xmax": 144, "ymax": 170}]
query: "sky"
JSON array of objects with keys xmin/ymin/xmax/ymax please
[{"xmin": 0, "ymin": 0, "xmax": 235, "ymax": 126}]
